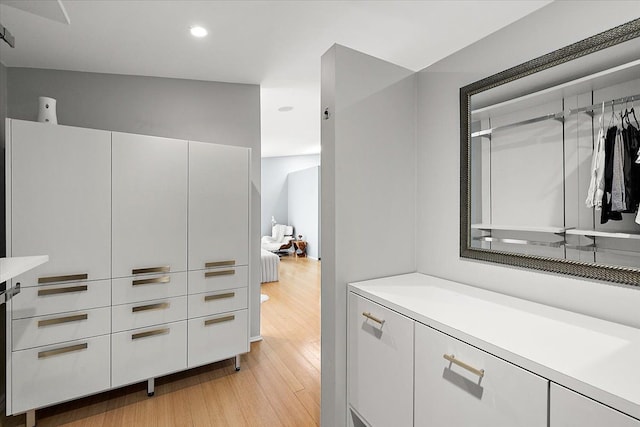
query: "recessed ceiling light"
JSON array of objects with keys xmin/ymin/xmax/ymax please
[
  {"xmin": 190, "ymin": 26, "xmax": 208, "ymax": 38},
  {"xmin": 278, "ymin": 106, "xmax": 294, "ymax": 112}
]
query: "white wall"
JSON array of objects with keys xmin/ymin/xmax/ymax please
[
  {"xmin": 417, "ymin": 3, "xmax": 640, "ymax": 329},
  {"xmin": 261, "ymin": 154, "xmax": 320, "ymax": 236},
  {"xmin": 288, "ymin": 166, "xmax": 320, "ymax": 259},
  {"xmin": 321, "ymin": 44, "xmax": 417, "ymax": 427}
]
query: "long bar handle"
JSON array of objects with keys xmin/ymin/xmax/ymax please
[
  {"xmin": 132, "ymin": 276, "xmax": 170, "ymax": 286},
  {"xmin": 38, "ymin": 273, "xmax": 88, "ymax": 284},
  {"xmin": 132, "ymin": 266, "xmax": 170, "ymax": 275},
  {"xmin": 204, "ymin": 315, "xmax": 235, "ymax": 326},
  {"xmin": 204, "ymin": 270, "xmax": 235, "ymax": 278},
  {"xmin": 38, "ymin": 285, "xmax": 88, "ymax": 296},
  {"xmin": 443, "ymin": 354, "xmax": 485, "ymax": 378},
  {"xmin": 205, "ymin": 260, "xmax": 236, "ymax": 268},
  {"xmin": 132, "ymin": 328, "xmax": 170, "ymax": 340},
  {"xmin": 38, "ymin": 343, "xmax": 88, "ymax": 359},
  {"xmin": 38, "ymin": 313, "xmax": 88, "ymax": 327},
  {"xmin": 362, "ymin": 311, "xmax": 384, "ymax": 325},
  {"xmin": 204, "ymin": 292, "xmax": 235, "ymax": 302},
  {"xmin": 132, "ymin": 302, "xmax": 170, "ymax": 313}
]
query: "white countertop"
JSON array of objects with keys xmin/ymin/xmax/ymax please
[
  {"xmin": 0, "ymin": 256, "xmax": 49, "ymax": 284},
  {"xmin": 349, "ymin": 273, "xmax": 640, "ymax": 420}
]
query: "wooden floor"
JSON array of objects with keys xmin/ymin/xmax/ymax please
[{"xmin": 11, "ymin": 256, "xmax": 321, "ymax": 427}]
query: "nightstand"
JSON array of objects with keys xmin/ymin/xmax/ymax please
[{"xmin": 293, "ymin": 241, "xmax": 307, "ymax": 257}]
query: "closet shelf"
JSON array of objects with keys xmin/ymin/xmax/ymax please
[
  {"xmin": 565, "ymin": 229, "xmax": 640, "ymax": 240},
  {"xmin": 472, "ymin": 224, "xmax": 570, "ymax": 234},
  {"xmin": 473, "ymin": 236, "xmax": 565, "ymax": 248}
]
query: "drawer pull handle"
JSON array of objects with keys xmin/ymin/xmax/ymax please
[
  {"xmin": 38, "ymin": 343, "xmax": 88, "ymax": 359},
  {"xmin": 204, "ymin": 292, "xmax": 235, "ymax": 302},
  {"xmin": 132, "ymin": 328, "xmax": 170, "ymax": 340},
  {"xmin": 205, "ymin": 260, "xmax": 236, "ymax": 268},
  {"xmin": 132, "ymin": 266, "xmax": 170, "ymax": 275},
  {"xmin": 204, "ymin": 270, "xmax": 235, "ymax": 278},
  {"xmin": 132, "ymin": 302, "xmax": 170, "ymax": 313},
  {"xmin": 38, "ymin": 273, "xmax": 88, "ymax": 284},
  {"xmin": 362, "ymin": 311, "xmax": 384, "ymax": 325},
  {"xmin": 38, "ymin": 313, "xmax": 88, "ymax": 327},
  {"xmin": 443, "ymin": 354, "xmax": 485, "ymax": 378},
  {"xmin": 132, "ymin": 276, "xmax": 171, "ymax": 286},
  {"xmin": 204, "ymin": 315, "xmax": 235, "ymax": 326},
  {"xmin": 38, "ymin": 285, "xmax": 88, "ymax": 296}
]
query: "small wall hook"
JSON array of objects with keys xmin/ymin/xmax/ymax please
[{"xmin": 323, "ymin": 107, "xmax": 330, "ymax": 120}]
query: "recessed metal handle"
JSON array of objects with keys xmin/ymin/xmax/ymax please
[
  {"xmin": 362, "ymin": 311, "xmax": 384, "ymax": 325},
  {"xmin": 38, "ymin": 343, "xmax": 88, "ymax": 359},
  {"xmin": 204, "ymin": 315, "xmax": 235, "ymax": 326},
  {"xmin": 132, "ymin": 328, "xmax": 170, "ymax": 340},
  {"xmin": 38, "ymin": 273, "xmax": 88, "ymax": 284},
  {"xmin": 132, "ymin": 266, "xmax": 170, "ymax": 275},
  {"xmin": 132, "ymin": 276, "xmax": 170, "ymax": 286},
  {"xmin": 204, "ymin": 270, "xmax": 235, "ymax": 278},
  {"xmin": 132, "ymin": 302, "xmax": 170, "ymax": 313},
  {"xmin": 443, "ymin": 354, "xmax": 485, "ymax": 378},
  {"xmin": 205, "ymin": 260, "xmax": 236, "ymax": 268},
  {"xmin": 204, "ymin": 292, "xmax": 235, "ymax": 302},
  {"xmin": 38, "ymin": 313, "xmax": 88, "ymax": 327},
  {"xmin": 38, "ymin": 285, "xmax": 88, "ymax": 296}
]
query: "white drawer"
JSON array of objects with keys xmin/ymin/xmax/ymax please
[
  {"xmin": 12, "ymin": 307, "xmax": 110, "ymax": 351},
  {"xmin": 112, "ymin": 272, "xmax": 187, "ymax": 305},
  {"xmin": 550, "ymin": 383, "xmax": 640, "ymax": 427},
  {"xmin": 11, "ymin": 335, "xmax": 110, "ymax": 414},
  {"xmin": 11, "ymin": 279, "xmax": 110, "ymax": 320},
  {"xmin": 414, "ymin": 323, "xmax": 547, "ymax": 427},
  {"xmin": 111, "ymin": 321, "xmax": 187, "ymax": 388},
  {"xmin": 347, "ymin": 292, "xmax": 414, "ymax": 427},
  {"xmin": 187, "ymin": 266, "xmax": 248, "ymax": 295},
  {"xmin": 188, "ymin": 287, "xmax": 247, "ymax": 318},
  {"xmin": 187, "ymin": 309, "xmax": 248, "ymax": 368},
  {"xmin": 112, "ymin": 296, "xmax": 187, "ymax": 333}
]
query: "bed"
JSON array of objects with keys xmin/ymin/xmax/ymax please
[{"xmin": 261, "ymin": 249, "xmax": 280, "ymax": 283}]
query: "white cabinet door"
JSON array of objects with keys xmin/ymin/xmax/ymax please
[
  {"xmin": 112, "ymin": 132, "xmax": 187, "ymax": 277},
  {"xmin": 550, "ymin": 383, "xmax": 640, "ymax": 427},
  {"xmin": 348, "ymin": 292, "xmax": 414, "ymax": 427},
  {"xmin": 9, "ymin": 120, "xmax": 111, "ymax": 286},
  {"xmin": 187, "ymin": 309, "xmax": 248, "ymax": 368},
  {"xmin": 188, "ymin": 142, "xmax": 249, "ymax": 270},
  {"xmin": 414, "ymin": 323, "xmax": 547, "ymax": 427}
]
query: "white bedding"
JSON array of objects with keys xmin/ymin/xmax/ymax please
[{"xmin": 261, "ymin": 249, "xmax": 280, "ymax": 283}]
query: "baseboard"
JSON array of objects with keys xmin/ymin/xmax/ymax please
[
  {"xmin": 307, "ymin": 256, "xmax": 319, "ymax": 261},
  {"xmin": 250, "ymin": 335, "xmax": 263, "ymax": 343}
]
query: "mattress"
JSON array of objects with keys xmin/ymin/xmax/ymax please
[{"xmin": 261, "ymin": 249, "xmax": 280, "ymax": 283}]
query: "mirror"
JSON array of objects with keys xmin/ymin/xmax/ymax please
[{"xmin": 460, "ymin": 19, "xmax": 640, "ymax": 286}]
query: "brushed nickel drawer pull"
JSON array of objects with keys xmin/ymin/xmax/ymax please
[
  {"xmin": 38, "ymin": 313, "xmax": 88, "ymax": 327},
  {"xmin": 132, "ymin": 328, "xmax": 170, "ymax": 340},
  {"xmin": 132, "ymin": 276, "xmax": 170, "ymax": 286},
  {"xmin": 38, "ymin": 285, "xmax": 88, "ymax": 296},
  {"xmin": 38, "ymin": 273, "xmax": 88, "ymax": 284},
  {"xmin": 204, "ymin": 292, "xmax": 235, "ymax": 302},
  {"xmin": 443, "ymin": 354, "xmax": 485, "ymax": 378},
  {"xmin": 132, "ymin": 302, "xmax": 170, "ymax": 313},
  {"xmin": 38, "ymin": 343, "xmax": 88, "ymax": 359},
  {"xmin": 132, "ymin": 266, "xmax": 170, "ymax": 275},
  {"xmin": 205, "ymin": 260, "xmax": 236, "ymax": 268},
  {"xmin": 204, "ymin": 270, "xmax": 235, "ymax": 278},
  {"xmin": 204, "ymin": 315, "xmax": 235, "ymax": 326},
  {"xmin": 362, "ymin": 311, "xmax": 384, "ymax": 325}
]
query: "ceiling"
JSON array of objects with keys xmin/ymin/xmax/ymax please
[{"xmin": 0, "ymin": 0, "xmax": 551, "ymax": 157}]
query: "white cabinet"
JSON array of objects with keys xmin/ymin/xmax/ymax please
[
  {"xmin": 347, "ymin": 292, "xmax": 414, "ymax": 427},
  {"xmin": 112, "ymin": 132, "xmax": 187, "ymax": 277},
  {"xmin": 550, "ymin": 384, "xmax": 640, "ymax": 427},
  {"xmin": 414, "ymin": 323, "xmax": 547, "ymax": 427},
  {"xmin": 188, "ymin": 309, "xmax": 248, "ymax": 368}
]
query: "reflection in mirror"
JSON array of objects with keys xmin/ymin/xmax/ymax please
[{"xmin": 461, "ymin": 19, "xmax": 640, "ymax": 285}]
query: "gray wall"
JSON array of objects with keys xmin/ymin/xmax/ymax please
[
  {"xmin": 0, "ymin": 61, "xmax": 7, "ymax": 427},
  {"xmin": 261, "ymin": 154, "xmax": 320, "ymax": 236},
  {"xmin": 321, "ymin": 44, "xmax": 417, "ymax": 427},
  {"xmin": 288, "ymin": 166, "xmax": 320, "ymax": 259},
  {"xmin": 417, "ymin": 2, "xmax": 640, "ymax": 330},
  {"xmin": 6, "ymin": 68, "xmax": 263, "ymax": 339}
]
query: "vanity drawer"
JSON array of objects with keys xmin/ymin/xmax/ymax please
[
  {"xmin": 112, "ymin": 272, "xmax": 187, "ymax": 305},
  {"xmin": 11, "ymin": 279, "xmax": 110, "ymax": 320},
  {"xmin": 111, "ymin": 321, "xmax": 187, "ymax": 388},
  {"xmin": 12, "ymin": 307, "xmax": 110, "ymax": 351},
  {"xmin": 187, "ymin": 266, "xmax": 248, "ymax": 295},
  {"xmin": 188, "ymin": 287, "xmax": 247, "ymax": 318},
  {"xmin": 187, "ymin": 309, "xmax": 248, "ymax": 368},
  {"xmin": 414, "ymin": 323, "xmax": 547, "ymax": 427},
  {"xmin": 11, "ymin": 335, "xmax": 110, "ymax": 414},
  {"xmin": 111, "ymin": 296, "xmax": 187, "ymax": 333}
]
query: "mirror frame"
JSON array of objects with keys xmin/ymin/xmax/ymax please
[{"xmin": 460, "ymin": 18, "xmax": 640, "ymax": 286}]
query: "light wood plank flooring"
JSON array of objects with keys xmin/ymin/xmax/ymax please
[{"xmin": 9, "ymin": 256, "xmax": 321, "ymax": 427}]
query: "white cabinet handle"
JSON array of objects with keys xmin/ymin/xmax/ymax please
[
  {"xmin": 38, "ymin": 313, "xmax": 88, "ymax": 327},
  {"xmin": 443, "ymin": 354, "xmax": 485, "ymax": 378},
  {"xmin": 38, "ymin": 273, "xmax": 88, "ymax": 284},
  {"xmin": 362, "ymin": 311, "xmax": 385, "ymax": 325},
  {"xmin": 38, "ymin": 343, "xmax": 88, "ymax": 359},
  {"xmin": 132, "ymin": 276, "xmax": 170, "ymax": 286}
]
